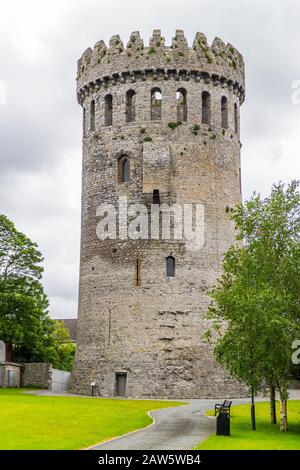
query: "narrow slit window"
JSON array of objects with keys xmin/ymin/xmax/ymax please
[
  {"xmin": 136, "ymin": 258, "xmax": 141, "ymax": 287},
  {"xmin": 105, "ymin": 94, "xmax": 113, "ymax": 126},
  {"xmin": 166, "ymin": 256, "xmax": 175, "ymax": 278},
  {"xmin": 202, "ymin": 91, "xmax": 211, "ymax": 125},
  {"xmin": 176, "ymin": 88, "xmax": 187, "ymax": 122},
  {"xmin": 234, "ymin": 103, "xmax": 238, "ymax": 134},
  {"xmin": 151, "ymin": 88, "xmax": 162, "ymax": 120},
  {"xmin": 90, "ymin": 99, "xmax": 95, "ymax": 132},
  {"xmin": 126, "ymin": 90, "xmax": 136, "ymax": 123},
  {"xmin": 221, "ymin": 96, "xmax": 228, "ymax": 129},
  {"xmin": 83, "ymin": 107, "xmax": 86, "ymax": 137}
]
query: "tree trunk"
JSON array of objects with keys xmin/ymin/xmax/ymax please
[
  {"xmin": 279, "ymin": 392, "xmax": 288, "ymax": 432},
  {"xmin": 270, "ymin": 385, "xmax": 277, "ymax": 424}
]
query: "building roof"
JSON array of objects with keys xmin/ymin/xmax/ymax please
[
  {"xmin": 59, "ymin": 319, "xmax": 77, "ymax": 342},
  {"xmin": 0, "ymin": 362, "xmax": 22, "ymax": 367}
]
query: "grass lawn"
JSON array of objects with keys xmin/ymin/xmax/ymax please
[
  {"xmin": 195, "ymin": 401, "xmax": 300, "ymax": 450},
  {"xmin": 0, "ymin": 388, "xmax": 184, "ymax": 450}
]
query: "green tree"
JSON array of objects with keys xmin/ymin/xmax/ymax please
[
  {"xmin": 48, "ymin": 321, "xmax": 76, "ymax": 371},
  {"xmin": 0, "ymin": 215, "xmax": 53, "ymax": 362},
  {"xmin": 206, "ymin": 181, "xmax": 300, "ymax": 432}
]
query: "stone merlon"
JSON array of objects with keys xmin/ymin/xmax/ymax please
[{"xmin": 76, "ymin": 30, "xmax": 245, "ymax": 102}]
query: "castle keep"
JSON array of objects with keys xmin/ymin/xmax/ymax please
[{"xmin": 70, "ymin": 30, "xmax": 246, "ymax": 398}]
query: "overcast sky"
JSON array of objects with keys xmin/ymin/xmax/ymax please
[{"xmin": 0, "ymin": 0, "xmax": 299, "ymax": 319}]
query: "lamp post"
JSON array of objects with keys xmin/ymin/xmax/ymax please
[
  {"xmin": 251, "ymin": 386, "xmax": 256, "ymax": 431},
  {"xmin": 91, "ymin": 380, "xmax": 95, "ymax": 397}
]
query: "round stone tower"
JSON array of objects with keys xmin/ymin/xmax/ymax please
[{"xmin": 70, "ymin": 30, "xmax": 246, "ymax": 398}]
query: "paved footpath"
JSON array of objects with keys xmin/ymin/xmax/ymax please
[
  {"xmin": 27, "ymin": 389, "xmax": 300, "ymax": 451},
  {"xmin": 90, "ymin": 399, "xmax": 227, "ymax": 451},
  {"xmin": 90, "ymin": 390, "xmax": 300, "ymax": 450}
]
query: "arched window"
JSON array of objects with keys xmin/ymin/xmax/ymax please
[
  {"xmin": 234, "ymin": 103, "xmax": 238, "ymax": 134},
  {"xmin": 126, "ymin": 90, "xmax": 136, "ymax": 123},
  {"xmin": 118, "ymin": 156, "xmax": 130, "ymax": 183},
  {"xmin": 83, "ymin": 107, "xmax": 86, "ymax": 137},
  {"xmin": 105, "ymin": 94, "xmax": 113, "ymax": 126},
  {"xmin": 202, "ymin": 91, "xmax": 211, "ymax": 125},
  {"xmin": 151, "ymin": 88, "xmax": 162, "ymax": 120},
  {"xmin": 221, "ymin": 96, "xmax": 228, "ymax": 129},
  {"xmin": 176, "ymin": 88, "xmax": 187, "ymax": 122},
  {"xmin": 166, "ymin": 256, "xmax": 175, "ymax": 277},
  {"xmin": 90, "ymin": 99, "xmax": 95, "ymax": 132}
]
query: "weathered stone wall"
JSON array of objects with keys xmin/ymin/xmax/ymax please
[
  {"xmin": 21, "ymin": 363, "xmax": 52, "ymax": 389},
  {"xmin": 70, "ymin": 30, "xmax": 247, "ymax": 399}
]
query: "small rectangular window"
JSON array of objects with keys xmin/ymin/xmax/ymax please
[{"xmin": 153, "ymin": 189, "xmax": 160, "ymax": 205}]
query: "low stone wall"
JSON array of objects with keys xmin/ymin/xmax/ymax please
[{"xmin": 21, "ymin": 363, "xmax": 52, "ymax": 389}]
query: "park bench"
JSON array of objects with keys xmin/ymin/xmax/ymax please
[{"xmin": 214, "ymin": 400, "xmax": 232, "ymax": 417}]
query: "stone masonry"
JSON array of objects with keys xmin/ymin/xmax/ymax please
[
  {"xmin": 21, "ymin": 363, "xmax": 52, "ymax": 389},
  {"xmin": 70, "ymin": 30, "xmax": 247, "ymax": 398}
]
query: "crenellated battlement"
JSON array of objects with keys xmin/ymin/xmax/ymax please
[{"xmin": 77, "ymin": 30, "xmax": 245, "ymax": 103}]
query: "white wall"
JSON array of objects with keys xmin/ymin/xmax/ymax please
[{"xmin": 51, "ymin": 368, "xmax": 71, "ymax": 392}]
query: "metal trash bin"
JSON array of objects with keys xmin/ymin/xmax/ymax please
[{"xmin": 216, "ymin": 411, "xmax": 230, "ymax": 436}]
